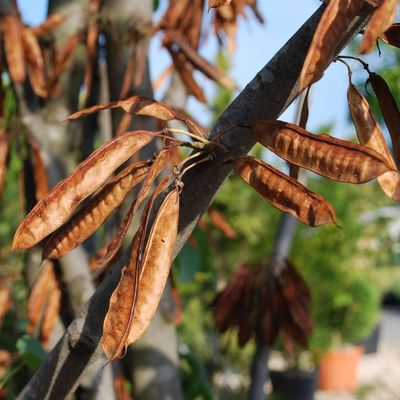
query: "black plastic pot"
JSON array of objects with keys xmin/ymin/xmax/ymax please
[
  {"xmin": 270, "ymin": 369, "xmax": 318, "ymax": 400},
  {"xmin": 358, "ymin": 321, "xmax": 381, "ymax": 354}
]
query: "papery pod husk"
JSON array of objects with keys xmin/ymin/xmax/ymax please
[
  {"xmin": 42, "ymin": 162, "xmax": 150, "ymax": 260},
  {"xmin": 252, "ymin": 120, "xmax": 393, "ymax": 184},
  {"xmin": 12, "ymin": 130, "xmax": 154, "ymax": 251},
  {"xmin": 234, "ymin": 156, "xmax": 337, "ymax": 227},
  {"xmin": 102, "ymin": 187, "xmax": 180, "ymax": 362}
]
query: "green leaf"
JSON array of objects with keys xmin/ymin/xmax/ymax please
[
  {"xmin": 16, "ymin": 334, "xmax": 46, "ymax": 372},
  {"xmin": 153, "ymin": 0, "xmax": 160, "ymax": 11}
]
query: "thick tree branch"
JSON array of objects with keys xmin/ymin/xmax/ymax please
[{"xmin": 18, "ymin": 5, "xmax": 369, "ymax": 399}]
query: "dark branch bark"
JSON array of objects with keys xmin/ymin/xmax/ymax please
[{"xmin": 18, "ymin": 5, "xmax": 369, "ymax": 399}]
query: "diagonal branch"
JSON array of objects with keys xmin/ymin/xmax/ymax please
[{"xmin": 17, "ymin": 5, "xmax": 369, "ymax": 399}]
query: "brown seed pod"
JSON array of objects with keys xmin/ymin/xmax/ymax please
[
  {"xmin": 209, "ymin": 0, "xmax": 232, "ymax": 9},
  {"xmin": 167, "ymin": 45, "xmax": 207, "ymax": 103},
  {"xmin": 299, "ymin": 0, "xmax": 365, "ymax": 90},
  {"xmin": 348, "ymin": 80, "xmax": 400, "ymax": 200},
  {"xmin": 68, "ymin": 95, "xmax": 202, "ymax": 135},
  {"xmin": 368, "ymin": 73, "xmax": 400, "ymax": 169},
  {"xmin": 0, "ymin": 130, "xmax": 9, "ymax": 202},
  {"xmin": 252, "ymin": 120, "xmax": 393, "ymax": 183},
  {"xmin": 102, "ymin": 188, "xmax": 180, "ymax": 362},
  {"xmin": 4, "ymin": 15, "xmax": 26, "ymax": 84},
  {"xmin": 30, "ymin": 14, "xmax": 67, "ymax": 37},
  {"xmin": 92, "ymin": 148, "xmax": 171, "ymax": 270},
  {"xmin": 42, "ymin": 162, "xmax": 150, "ymax": 260},
  {"xmin": 163, "ymin": 30, "xmax": 236, "ymax": 91},
  {"xmin": 22, "ymin": 28, "xmax": 47, "ymax": 98},
  {"xmin": 233, "ymin": 156, "xmax": 337, "ymax": 226},
  {"xmin": 359, "ymin": 0, "xmax": 397, "ymax": 54},
  {"xmin": 381, "ymin": 23, "xmax": 400, "ymax": 48},
  {"xmin": 13, "ymin": 131, "xmax": 154, "ymax": 251}
]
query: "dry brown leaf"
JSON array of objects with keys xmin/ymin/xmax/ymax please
[
  {"xmin": 299, "ymin": 0, "xmax": 365, "ymax": 90},
  {"xmin": 13, "ymin": 131, "xmax": 154, "ymax": 250},
  {"xmin": 22, "ymin": 28, "xmax": 47, "ymax": 98},
  {"xmin": 347, "ymin": 80, "xmax": 400, "ymax": 200},
  {"xmin": 102, "ymin": 188, "xmax": 180, "ymax": 361},
  {"xmin": 92, "ymin": 149, "xmax": 171, "ymax": 270},
  {"xmin": 369, "ymin": 73, "xmax": 400, "ymax": 169},
  {"xmin": 0, "ymin": 130, "xmax": 9, "ymax": 201},
  {"xmin": 163, "ymin": 30, "xmax": 236, "ymax": 90},
  {"xmin": 252, "ymin": 120, "xmax": 393, "ymax": 183},
  {"xmin": 209, "ymin": 0, "xmax": 233, "ymax": 9},
  {"xmin": 359, "ymin": 0, "xmax": 397, "ymax": 54},
  {"xmin": 381, "ymin": 23, "xmax": 400, "ymax": 47},
  {"xmin": 30, "ymin": 14, "xmax": 67, "ymax": 37},
  {"xmin": 208, "ymin": 207, "xmax": 236, "ymax": 238},
  {"xmin": 42, "ymin": 162, "xmax": 150, "ymax": 259},
  {"xmin": 4, "ymin": 15, "xmax": 26, "ymax": 83},
  {"xmin": 234, "ymin": 156, "xmax": 337, "ymax": 226}
]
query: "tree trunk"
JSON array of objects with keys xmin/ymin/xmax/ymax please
[{"xmin": 18, "ymin": 5, "xmax": 370, "ymax": 399}]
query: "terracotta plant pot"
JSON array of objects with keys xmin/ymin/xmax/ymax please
[{"xmin": 317, "ymin": 346, "xmax": 364, "ymax": 391}]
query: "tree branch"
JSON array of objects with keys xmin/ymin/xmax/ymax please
[{"xmin": 18, "ymin": 5, "xmax": 369, "ymax": 399}]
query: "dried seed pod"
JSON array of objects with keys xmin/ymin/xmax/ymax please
[
  {"xmin": 22, "ymin": 28, "xmax": 47, "ymax": 98},
  {"xmin": 102, "ymin": 188, "xmax": 180, "ymax": 361},
  {"xmin": 368, "ymin": 73, "xmax": 400, "ymax": 168},
  {"xmin": 92, "ymin": 149, "xmax": 171, "ymax": 270},
  {"xmin": 30, "ymin": 14, "xmax": 66, "ymax": 37},
  {"xmin": 348, "ymin": 80, "xmax": 400, "ymax": 200},
  {"xmin": 13, "ymin": 131, "xmax": 154, "ymax": 250},
  {"xmin": 0, "ymin": 130, "xmax": 9, "ymax": 201},
  {"xmin": 209, "ymin": 0, "xmax": 232, "ymax": 9},
  {"xmin": 4, "ymin": 15, "xmax": 26, "ymax": 84},
  {"xmin": 208, "ymin": 207, "xmax": 236, "ymax": 238},
  {"xmin": 233, "ymin": 156, "xmax": 336, "ymax": 226},
  {"xmin": 381, "ymin": 23, "xmax": 400, "ymax": 48},
  {"xmin": 42, "ymin": 162, "xmax": 150, "ymax": 259},
  {"xmin": 168, "ymin": 46, "xmax": 207, "ymax": 103},
  {"xmin": 163, "ymin": 30, "xmax": 236, "ymax": 90},
  {"xmin": 252, "ymin": 120, "xmax": 393, "ymax": 183},
  {"xmin": 27, "ymin": 138, "xmax": 49, "ymax": 201},
  {"xmin": 359, "ymin": 0, "xmax": 397, "ymax": 54},
  {"xmin": 299, "ymin": 0, "xmax": 365, "ymax": 90}
]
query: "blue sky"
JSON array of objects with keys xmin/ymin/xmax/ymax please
[{"xmin": 17, "ymin": 0, "xmax": 355, "ymax": 136}]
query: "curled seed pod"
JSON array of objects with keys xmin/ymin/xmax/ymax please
[
  {"xmin": 359, "ymin": 0, "xmax": 397, "ymax": 54},
  {"xmin": 13, "ymin": 130, "xmax": 154, "ymax": 251},
  {"xmin": 233, "ymin": 156, "xmax": 336, "ymax": 227},
  {"xmin": 368, "ymin": 73, "xmax": 400, "ymax": 169},
  {"xmin": 299, "ymin": 0, "xmax": 365, "ymax": 90},
  {"xmin": 252, "ymin": 120, "xmax": 393, "ymax": 184},
  {"xmin": 4, "ymin": 15, "xmax": 25, "ymax": 84},
  {"xmin": 102, "ymin": 188, "xmax": 180, "ymax": 361},
  {"xmin": 92, "ymin": 148, "xmax": 171, "ymax": 270},
  {"xmin": 68, "ymin": 95, "xmax": 202, "ymax": 135},
  {"xmin": 348, "ymin": 80, "xmax": 400, "ymax": 200},
  {"xmin": 381, "ymin": 23, "xmax": 400, "ymax": 48},
  {"xmin": 42, "ymin": 162, "xmax": 150, "ymax": 259}
]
